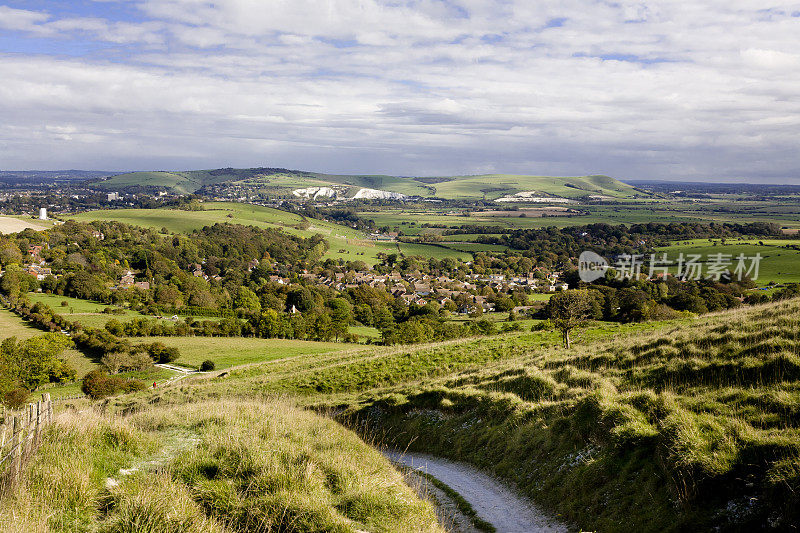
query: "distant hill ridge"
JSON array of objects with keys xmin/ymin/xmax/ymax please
[{"xmin": 91, "ymin": 167, "xmax": 648, "ymax": 200}]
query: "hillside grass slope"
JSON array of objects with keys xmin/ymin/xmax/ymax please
[
  {"xmin": 0, "ymin": 399, "xmax": 442, "ymax": 533},
  {"xmin": 114, "ymin": 300, "xmax": 800, "ymax": 532}
]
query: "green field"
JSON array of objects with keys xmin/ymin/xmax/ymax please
[
  {"xmin": 360, "ymin": 201, "xmax": 800, "ymax": 235},
  {"xmin": 349, "ymin": 325, "xmax": 381, "ymax": 339},
  {"xmin": 0, "ymin": 306, "xmax": 177, "ymax": 400},
  {"xmin": 0, "ymin": 307, "xmax": 46, "ymax": 339},
  {"xmin": 0, "ymin": 307, "xmax": 95, "ymax": 384},
  {"xmin": 136, "ymin": 336, "xmax": 362, "ymax": 369},
  {"xmin": 70, "ymin": 202, "xmax": 471, "ymax": 263},
  {"xmin": 656, "ymin": 239, "xmax": 800, "ymax": 284},
  {"xmin": 27, "ymin": 293, "xmax": 149, "ymax": 329}
]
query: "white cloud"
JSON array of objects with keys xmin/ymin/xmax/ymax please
[
  {"xmin": 0, "ymin": 0, "xmax": 799, "ymax": 180},
  {"xmin": 0, "ymin": 6, "xmax": 49, "ymax": 31}
]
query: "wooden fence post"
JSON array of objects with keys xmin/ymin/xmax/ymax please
[
  {"xmin": 12, "ymin": 415, "xmax": 21, "ymax": 483},
  {"xmin": 43, "ymin": 393, "xmax": 52, "ymax": 424},
  {"xmin": 35, "ymin": 401, "xmax": 41, "ymax": 447}
]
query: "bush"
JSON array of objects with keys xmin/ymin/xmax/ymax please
[
  {"xmin": 138, "ymin": 342, "xmax": 181, "ymax": 364},
  {"xmin": 101, "ymin": 350, "xmax": 153, "ymax": 374},
  {"xmin": 3, "ymin": 388, "xmax": 29, "ymax": 408},
  {"xmin": 60, "ymin": 300, "xmax": 68, "ymax": 307},
  {"xmin": 82, "ymin": 369, "xmax": 145, "ymax": 399},
  {"xmin": 82, "ymin": 370, "xmax": 117, "ymax": 399},
  {"xmin": 200, "ymin": 360, "xmax": 215, "ymax": 371}
]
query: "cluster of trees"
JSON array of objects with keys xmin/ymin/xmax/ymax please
[
  {"xmin": 0, "ymin": 334, "xmax": 74, "ymax": 406},
  {"xmin": 9, "ymin": 298, "xmax": 180, "ymax": 371},
  {"xmin": 546, "ymin": 271, "xmax": 752, "ymax": 325},
  {"xmin": 479, "ymin": 222, "xmax": 783, "ymax": 271}
]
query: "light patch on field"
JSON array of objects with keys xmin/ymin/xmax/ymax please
[{"xmin": 0, "ymin": 216, "xmax": 51, "ymax": 233}]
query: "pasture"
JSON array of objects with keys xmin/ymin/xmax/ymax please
[
  {"xmin": 27, "ymin": 293, "xmax": 147, "ymax": 329},
  {"xmin": 135, "ymin": 335, "xmax": 362, "ymax": 369},
  {"xmin": 656, "ymin": 239, "xmax": 800, "ymax": 284},
  {"xmin": 422, "ymin": 174, "xmax": 643, "ymax": 200}
]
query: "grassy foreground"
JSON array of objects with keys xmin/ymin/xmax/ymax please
[
  {"xmin": 9, "ymin": 297, "xmax": 800, "ymax": 531},
  {"xmin": 117, "ymin": 300, "xmax": 800, "ymax": 531},
  {"xmin": 0, "ymin": 399, "xmax": 442, "ymax": 533}
]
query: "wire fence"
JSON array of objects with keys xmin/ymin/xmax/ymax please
[{"xmin": 0, "ymin": 394, "xmax": 54, "ymax": 495}]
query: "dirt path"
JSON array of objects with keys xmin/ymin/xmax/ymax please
[
  {"xmin": 106, "ymin": 429, "xmax": 199, "ymax": 489},
  {"xmin": 385, "ymin": 451, "xmax": 568, "ymax": 533}
]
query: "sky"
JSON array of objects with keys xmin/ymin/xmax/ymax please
[{"xmin": 1, "ymin": 1, "xmax": 799, "ymax": 182}]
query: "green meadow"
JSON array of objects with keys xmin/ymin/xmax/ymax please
[
  {"xmin": 26, "ymin": 293, "xmax": 148, "ymax": 329},
  {"xmin": 656, "ymin": 239, "xmax": 800, "ymax": 284},
  {"xmin": 135, "ymin": 336, "xmax": 362, "ymax": 370}
]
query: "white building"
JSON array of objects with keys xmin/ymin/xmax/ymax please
[
  {"xmin": 107, "ymin": 192, "xmax": 120, "ymax": 201},
  {"xmin": 38, "ymin": 208, "xmax": 47, "ymax": 220}
]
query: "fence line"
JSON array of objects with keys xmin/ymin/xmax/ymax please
[{"xmin": 0, "ymin": 394, "xmax": 54, "ymax": 494}]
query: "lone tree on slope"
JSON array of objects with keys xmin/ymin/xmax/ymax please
[{"xmin": 547, "ymin": 289, "xmax": 594, "ymax": 349}]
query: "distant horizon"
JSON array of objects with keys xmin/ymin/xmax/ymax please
[{"xmin": 2, "ymin": 168, "xmax": 800, "ymax": 186}]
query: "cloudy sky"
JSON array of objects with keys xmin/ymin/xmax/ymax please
[{"xmin": 1, "ymin": 1, "xmax": 799, "ymax": 182}]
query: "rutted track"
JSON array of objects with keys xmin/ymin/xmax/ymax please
[{"xmin": 386, "ymin": 451, "xmax": 568, "ymax": 533}]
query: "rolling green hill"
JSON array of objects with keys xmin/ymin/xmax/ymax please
[
  {"xmin": 91, "ymin": 167, "xmax": 645, "ymax": 201},
  {"xmin": 69, "ymin": 202, "xmax": 471, "ymax": 264},
  {"xmin": 426, "ymin": 174, "xmax": 643, "ymax": 200}
]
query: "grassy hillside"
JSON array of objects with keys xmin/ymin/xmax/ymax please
[
  {"xmin": 0, "ymin": 400, "xmax": 443, "ymax": 532},
  {"xmin": 427, "ymin": 174, "xmax": 643, "ymax": 200},
  {"xmin": 112, "ymin": 299, "xmax": 800, "ymax": 532},
  {"xmin": 337, "ymin": 301, "xmax": 800, "ymax": 531},
  {"xmin": 26, "ymin": 293, "xmax": 151, "ymax": 329},
  {"xmin": 91, "ymin": 167, "xmax": 643, "ymax": 201},
  {"xmin": 69, "ymin": 202, "xmax": 470, "ymax": 264}
]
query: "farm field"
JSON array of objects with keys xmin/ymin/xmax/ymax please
[
  {"xmin": 0, "ymin": 215, "xmax": 54, "ymax": 233},
  {"xmin": 360, "ymin": 201, "xmax": 800, "ymax": 236},
  {"xmin": 656, "ymin": 240, "xmax": 800, "ymax": 284},
  {"xmin": 349, "ymin": 325, "xmax": 381, "ymax": 339},
  {"xmin": 0, "ymin": 306, "xmax": 46, "ymax": 339},
  {"xmin": 427, "ymin": 174, "xmax": 644, "ymax": 200},
  {"xmin": 0, "ymin": 307, "xmax": 95, "ymax": 381},
  {"xmin": 70, "ymin": 202, "xmax": 460, "ymax": 264},
  {"xmin": 135, "ymin": 335, "xmax": 361, "ymax": 369},
  {"xmin": 437, "ymin": 241, "xmax": 509, "ymax": 253},
  {"xmin": 0, "ymin": 306, "xmax": 176, "ymax": 400},
  {"xmin": 26, "ymin": 293, "xmax": 147, "ymax": 328}
]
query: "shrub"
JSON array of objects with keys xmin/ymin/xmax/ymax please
[
  {"xmin": 82, "ymin": 369, "xmax": 118, "ymax": 399},
  {"xmin": 60, "ymin": 300, "xmax": 68, "ymax": 307},
  {"xmin": 101, "ymin": 350, "xmax": 153, "ymax": 374},
  {"xmin": 3, "ymin": 387, "xmax": 29, "ymax": 408},
  {"xmin": 138, "ymin": 342, "xmax": 181, "ymax": 364},
  {"xmin": 200, "ymin": 360, "xmax": 215, "ymax": 371},
  {"xmin": 122, "ymin": 380, "xmax": 147, "ymax": 393},
  {"xmin": 82, "ymin": 369, "xmax": 145, "ymax": 399},
  {"xmin": 101, "ymin": 352, "xmax": 129, "ymax": 374}
]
